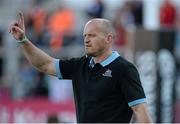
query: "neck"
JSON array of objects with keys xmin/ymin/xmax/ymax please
[{"xmin": 93, "ymin": 50, "xmax": 112, "ymax": 64}]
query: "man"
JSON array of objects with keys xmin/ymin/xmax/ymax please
[{"xmin": 9, "ymin": 12, "xmax": 153, "ymax": 123}]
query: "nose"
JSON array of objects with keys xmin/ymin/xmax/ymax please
[{"xmin": 84, "ymin": 36, "xmax": 90, "ymax": 44}]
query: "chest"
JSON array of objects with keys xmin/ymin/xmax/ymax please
[{"xmin": 79, "ymin": 64, "xmax": 119, "ymax": 101}]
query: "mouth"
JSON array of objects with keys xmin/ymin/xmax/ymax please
[{"xmin": 85, "ymin": 44, "xmax": 92, "ymax": 48}]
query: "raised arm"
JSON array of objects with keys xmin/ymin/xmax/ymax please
[{"xmin": 9, "ymin": 12, "xmax": 57, "ymax": 76}]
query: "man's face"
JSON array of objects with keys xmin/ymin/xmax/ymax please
[{"xmin": 83, "ymin": 22, "xmax": 107, "ymax": 57}]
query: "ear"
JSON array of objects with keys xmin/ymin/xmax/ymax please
[{"xmin": 105, "ymin": 33, "xmax": 113, "ymax": 44}]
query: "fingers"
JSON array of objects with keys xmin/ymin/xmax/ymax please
[
  {"xmin": 18, "ymin": 12, "xmax": 25, "ymax": 31},
  {"xmin": 9, "ymin": 25, "xmax": 23, "ymax": 34},
  {"xmin": 9, "ymin": 12, "xmax": 25, "ymax": 40},
  {"xmin": 9, "ymin": 12, "xmax": 25, "ymax": 33},
  {"xmin": 12, "ymin": 25, "xmax": 24, "ymax": 33},
  {"xmin": 9, "ymin": 21, "xmax": 18, "ymax": 33},
  {"xmin": 10, "ymin": 25, "xmax": 25, "ymax": 40},
  {"xmin": 9, "ymin": 21, "xmax": 24, "ymax": 34}
]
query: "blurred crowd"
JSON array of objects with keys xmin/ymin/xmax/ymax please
[
  {"xmin": 0, "ymin": 0, "xmax": 146, "ymax": 101},
  {"xmin": 0, "ymin": 0, "xmax": 180, "ymax": 122}
]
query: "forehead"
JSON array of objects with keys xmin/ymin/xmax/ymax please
[{"xmin": 83, "ymin": 21, "xmax": 102, "ymax": 34}]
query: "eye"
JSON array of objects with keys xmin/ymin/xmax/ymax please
[
  {"xmin": 90, "ymin": 34, "xmax": 96, "ymax": 37},
  {"xmin": 83, "ymin": 33, "xmax": 96, "ymax": 38}
]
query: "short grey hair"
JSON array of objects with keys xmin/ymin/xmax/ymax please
[{"xmin": 86, "ymin": 18, "xmax": 116, "ymax": 39}]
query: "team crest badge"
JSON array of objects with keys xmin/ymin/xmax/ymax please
[{"xmin": 102, "ymin": 69, "xmax": 112, "ymax": 77}]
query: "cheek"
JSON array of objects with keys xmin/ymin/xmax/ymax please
[
  {"xmin": 94, "ymin": 41, "xmax": 104, "ymax": 51},
  {"xmin": 97, "ymin": 37, "xmax": 106, "ymax": 46},
  {"xmin": 91, "ymin": 37, "xmax": 105, "ymax": 49}
]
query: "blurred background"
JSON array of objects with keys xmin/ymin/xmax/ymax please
[{"xmin": 0, "ymin": 0, "xmax": 180, "ymax": 123}]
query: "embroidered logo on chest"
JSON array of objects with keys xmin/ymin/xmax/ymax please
[{"xmin": 102, "ymin": 69, "xmax": 112, "ymax": 77}]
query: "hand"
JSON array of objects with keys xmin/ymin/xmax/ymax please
[{"xmin": 9, "ymin": 12, "xmax": 26, "ymax": 41}]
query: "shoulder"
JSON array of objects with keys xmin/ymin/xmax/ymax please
[
  {"xmin": 113, "ymin": 56, "xmax": 138, "ymax": 75},
  {"xmin": 60, "ymin": 55, "xmax": 90, "ymax": 65},
  {"xmin": 114, "ymin": 56, "xmax": 135, "ymax": 69}
]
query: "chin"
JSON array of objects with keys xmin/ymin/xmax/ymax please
[
  {"xmin": 86, "ymin": 51, "xmax": 96, "ymax": 57},
  {"xmin": 87, "ymin": 53, "xmax": 99, "ymax": 57}
]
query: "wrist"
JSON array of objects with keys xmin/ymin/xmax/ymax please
[{"xmin": 17, "ymin": 35, "xmax": 29, "ymax": 44}]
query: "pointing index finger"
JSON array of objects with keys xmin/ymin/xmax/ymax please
[{"xmin": 18, "ymin": 11, "xmax": 25, "ymax": 30}]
